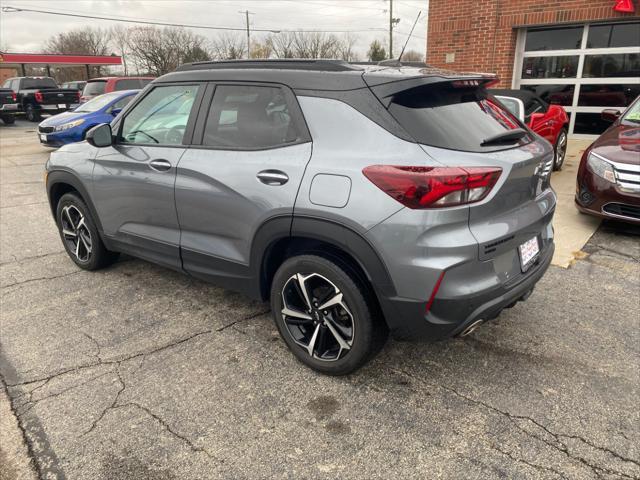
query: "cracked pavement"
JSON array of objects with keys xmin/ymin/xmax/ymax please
[{"xmin": 1, "ymin": 121, "xmax": 639, "ymax": 479}]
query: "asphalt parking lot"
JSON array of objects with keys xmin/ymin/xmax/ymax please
[{"xmin": 1, "ymin": 120, "xmax": 639, "ymax": 480}]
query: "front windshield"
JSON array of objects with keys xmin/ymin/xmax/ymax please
[
  {"xmin": 621, "ymin": 97, "xmax": 640, "ymax": 124},
  {"xmin": 75, "ymin": 92, "xmax": 124, "ymax": 113}
]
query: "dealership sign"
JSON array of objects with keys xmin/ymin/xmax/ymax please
[{"xmin": 613, "ymin": 0, "xmax": 635, "ymax": 13}]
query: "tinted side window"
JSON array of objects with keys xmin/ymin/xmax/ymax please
[
  {"xmin": 115, "ymin": 79, "xmax": 142, "ymax": 90},
  {"xmin": 203, "ymin": 85, "xmax": 299, "ymax": 149},
  {"xmin": 83, "ymin": 81, "xmax": 106, "ymax": 96},
  {"xmin": 119, "ymin": 85, "xmax": 199, "ymax": 145}
]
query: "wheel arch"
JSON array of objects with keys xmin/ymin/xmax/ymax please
[
  {"xmin": 251, "ymin": 215, "xmax": 397, "ymax": 310},
  {"xmin": 47, "ymin": 170, "xmax": 105, "ymax": 235}
]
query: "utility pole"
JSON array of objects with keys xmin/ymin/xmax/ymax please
[
  {"xmin": 388, "ymin": 0, "xmax": 400, "ymax": 59},
  {"xmin": 239, "ymin": 10, "xmax": 255, "ymax": 59}
]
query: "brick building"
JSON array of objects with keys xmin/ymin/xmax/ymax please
[{"xmin": 426, "ymin": 0, "xmax": 640, "ymax": 137}]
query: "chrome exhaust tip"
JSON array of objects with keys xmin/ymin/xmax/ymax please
[{"xmin": 459, "ymin": 319, "xmax": 484, "ymax": 337}]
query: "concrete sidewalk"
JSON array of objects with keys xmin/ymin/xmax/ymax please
[{"xmin": 550, "ymin": 139, "xmax": 601, "ymax": 268}]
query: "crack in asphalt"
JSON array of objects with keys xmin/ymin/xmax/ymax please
[
  {"xmin": 81, "ymin": 366, "xmax": 126, "ymax": 436},
  {"xmin": 589, "ymin": 244, "xmax": 640, "ymax": 263},
  {"xmin": 489, "ymin": 443, "xmax": 569, "ymax": 479},
  {"xmin": 2, "ymin": 270, "xmax": 82, "ymax": 290},
  {"xmin": 0, "ymin": 251, "xmax": 65, "ymax": 267},
  {"xmin": 216, "ymin": 309, "xmax": 270, "ymax": 332},
  {"xmin": 391, "ymin": 368, "xmax": 639, "ymax": 479}
]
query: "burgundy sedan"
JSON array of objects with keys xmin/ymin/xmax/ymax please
[{"xmin": 576, "ymin": 97, "xmax": 640, "ymax": 224}]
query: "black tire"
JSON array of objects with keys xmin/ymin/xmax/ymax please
[
  {"xmin": 553, "ymin": 128, "xmax": 568, "ymax": 171},
  {"xmin": 270, "ymin": 254, "xmax": 388, "ymax": 375},
  {"xmin": 25, "ymin": 104, "xmax": 41, "ymax": 122},
  {"xmin": 55, "ymin": 192, "xmax": 119, "ymax": 270},
  {"xmin": 1, "ymin": 114, "xmax": 15, "ymax": 124}
]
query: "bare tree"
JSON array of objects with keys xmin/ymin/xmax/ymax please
[
  {"xmin": 44, "ymin": 27, "xmax": 113, "ymax": 79},
  {"xmin": 110, "ymin": 25, "xmax": 131, "ymax": 75},
  {"xmin": 210, "ymin": 32, "xmax": 245, "ymax": 60},
  {"xmin": 292, "ymin": 32, "xmax": 341, "ymax": 59},
  {"xmin": 400, "ymin": 50, "xmax": 424, "ymax": 63},
  {"xmin": 266, "ymin": 32, "xmax": 296, "ymax": 59},
  {"xmin": 127, "ymin": 26, "xmax": 211, "ymax": 76},
  {"xmin": 338, "ymin": 33, "xmax": 359, "ymax": 62}
]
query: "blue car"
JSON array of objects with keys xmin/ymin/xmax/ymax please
[{"xmin": 38, "ymin": 89, "xmax": 139, "ymax": 147}]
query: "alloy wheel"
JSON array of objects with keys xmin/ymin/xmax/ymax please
[
  {"xmin": 60, "ymin": 205, "xmax": 92, "ymax": 262},
  {"xmin": 281, "ymin": 272, "xmax": 354, "ymax": 362},
  {"xmin": 555, "ymin": 131, "xmax": 567, "ymax": 169}
]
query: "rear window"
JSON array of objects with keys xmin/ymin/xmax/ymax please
[
  {"xmin": 83, "ymin": 81, "xmax": 106, "ymax": 96},
  {"xmin": 388, "ymin": 84, "xmax": 533, "ymax": 152},
  {"xmin": 22, "ymin": 78, "xmax": 57, "ymax": 89},
  {"xmin": 115, "ymin": 79, "xmax": 142, "ymax": 90},
  {"xmin": 140, "ymin": 79, "xmax": 153, "ymax": 87}
]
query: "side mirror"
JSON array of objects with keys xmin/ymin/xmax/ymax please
[
  {"xmin": 110, "ymin": 108, "xmax": 122, "ymax": 117},
  {"xmin": 601, "ymin": 108, "xmax": 621, "ymax": 123},
  {"xmin": 86, "ymin": 123, "xmax": 113, "ymax": 148}
]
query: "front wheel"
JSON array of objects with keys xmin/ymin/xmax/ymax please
[
  {"xmin": 553, "ymin": 128, "xmax": 568, "ymax": 171},
  {"xmin": 55, "ymin": 192, "xmax": 119, "ymax": 270},
  {"xmin": 270, "ymin": 255, "xmax": 387, "ymax": 375}
]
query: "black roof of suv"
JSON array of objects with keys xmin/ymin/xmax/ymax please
[{"xmin": 160, "ymin": 59, "xmax": 496, "ymax": 92}]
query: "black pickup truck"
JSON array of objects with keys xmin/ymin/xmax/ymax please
[
  {"xmin": 2, "ymin": 77, "xmax": 80, "ymax": 122},
  {"xmin": 0, "ymin": 88, "xmax": 18, "ymax": 124}
]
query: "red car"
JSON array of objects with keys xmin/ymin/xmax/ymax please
[
  {"xmin": 490, "ymin": 89, "xmax": 569, "ymax": 170},
  {"xmin": 80, "ymin": 76, "xmax": 154, "ymax": 103},
  {"xmin": 575, "ymin": 97, "xmax": 640, "ymax": 225}
]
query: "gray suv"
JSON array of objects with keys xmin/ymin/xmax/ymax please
[{"xmin": 45, "ymin": 60, "xmax": 556, "ymax": 375}]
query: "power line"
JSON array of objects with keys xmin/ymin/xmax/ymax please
[{"xmin": 0, "ymin": 5, "xmax": 389, "ymax": 34}]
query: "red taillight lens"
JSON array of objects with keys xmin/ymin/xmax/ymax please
[
  {"xmin": 76, "ymin": 90, "xmax": 81, "ymax": 102},
  {"xmin": 362, "ymin": 165, "xmax": 502, "ymax": 208},
  {"xmin": 35, "ymin": 91, "xmax": 43, "ymax": 102},
  {"xmin": 11, "ymin": 92, "xmax": 16, "ymax": 101}
]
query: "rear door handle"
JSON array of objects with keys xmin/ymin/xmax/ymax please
[
  {"xmin": 149, "ymin": 159, "xmax": 172, "ymax": 172},
  {"xmin": 257, "ymin": 170, "xmax": 289, "ymax": 186}
]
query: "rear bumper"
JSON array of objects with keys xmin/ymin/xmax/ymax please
[
  {"xmin": 0, "ymin": 104, "xmax": 18, "ymax": 112},
  {"xmin": 378, "ymin": 242, "xmax": 554, "ymax": 341}
]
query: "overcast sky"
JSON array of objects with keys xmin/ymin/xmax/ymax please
[{"xmin": 0, "ymin": 0, "xmax": 428, "ymax": 59}]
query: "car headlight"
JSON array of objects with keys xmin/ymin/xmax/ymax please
[
  {"xmin": 586, "ymin": 152, "xmax": 616, "ymax": 183},
  {"xmin": 54, "ymin": 119, "xmax": 85, "ymax": 132}
]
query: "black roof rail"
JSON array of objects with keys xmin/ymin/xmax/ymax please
[{"xmin": 176, "ymin": 59, "xmax": 363, "ymax": 72}]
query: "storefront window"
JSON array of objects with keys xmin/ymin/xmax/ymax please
[
  {"xmin": 574, "ymin": 113, "xmax": 613, "ymax": 135},
  {"xmin": 583, "ymin": 53, "xmax": 640, "ymax": 77},
  {"xmin": 525, "ymin": 26, "xmax": 583, "ymax": 51},
  {"xmin": 587, "ymin": 22, "xmax": 640, "ymax": 48},
  {"xmin": 578, "ymin": 84, "xmax": 640, "ymax": 107},
  {"xmin": 521, "ymin": 56, "xmax": 579, "ymax": 79},
  {"xmin": 521, "ymin": 85, "xmax": 575, "ymax": 106}
]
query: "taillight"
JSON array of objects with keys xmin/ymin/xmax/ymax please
[
  {"xmin": 362, "ymin": 165, "xmax": 502, "ymax": 208},
  {"xmin": 11, "ymin": 92, "xmax": 16, "ymax": 101},
  {"xmin": 76, "ymin": 90, "xmax": 81, "ymax": 102},
  {"xmin": 35, "ymin": 91, "xmax": 43, "ymax": 102}
]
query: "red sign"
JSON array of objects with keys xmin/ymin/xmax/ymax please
[{"xmin": 613, "ymin": 0, "xmax": 635, "ymax": 13}]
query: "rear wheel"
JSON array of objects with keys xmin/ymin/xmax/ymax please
[
  {"xmin": 270, "ymin": 254, "xmax": 387, "ymax": 375},
  {"xmin": 25, "ymin": 104, "xmax": 41, "ymax": 122},
  {"xmin": 1, "ymin": 114, "xmax": 15, "ymax": 124},
  {"xmin": 55, "ymin": 192, "xmax": 118, "ymax": 270},
  {"xmin": 553, "ymin": 128, "xmax": 568, "ymax": 171}
]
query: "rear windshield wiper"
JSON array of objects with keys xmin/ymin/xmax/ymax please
[{"xmin": 481, "ymin": 128, "xmax": 527, "ymax": 147}]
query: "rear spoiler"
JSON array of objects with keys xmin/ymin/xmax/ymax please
[{"xmin": 366, "ymin": 74, "xmax": 499, "ymax": 108}]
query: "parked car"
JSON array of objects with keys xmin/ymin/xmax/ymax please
[
  {"xmin": 0, "ymin": 88, "xmax": 18, "ymax": 124},
  {"xmin": 61, "ymin": 81, "xmax": 87, "ymax": 91},
  {"xmin": 490, "ymin": 89, "xmax": 569, "ymax": 170},
  {"xmin": 2, "ymin": 76, "xmax": 80, "ymax": 122},
  {"xmin": 80, "ymin": 77, "xmax": 154, "ymax": 103},
  {"xmin": 575, "ymin": 96, "xmax": 640, "ymax": 224},
  {"xmin": 45, "ymin": 60, "xmax": 556, "ymax": 375},
  {"xmin": 38, "ymin": 90, "xmax": 139, "ymax": 147}
]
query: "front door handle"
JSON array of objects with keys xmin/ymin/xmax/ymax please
[
  {"xmin": 257, "ymin": 170, "xmax": 289, "ymax": 186},
  {"xmin": 149, "ymin": 159, "xmax": 172, "ymax": 172}
]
